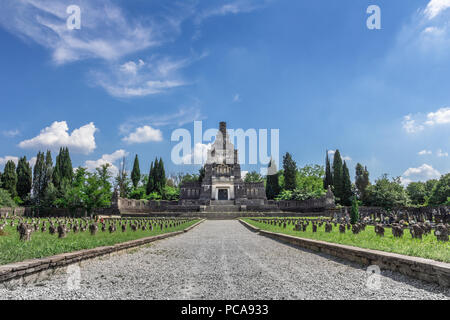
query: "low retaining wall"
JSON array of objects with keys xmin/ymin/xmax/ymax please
[
  {"xmin": 0, "ymin": 219, "xmax": 205, "ymax": 287},
  {"xmin": 239, "ymin": 220, "xmax": 450, "ymax": 287}
]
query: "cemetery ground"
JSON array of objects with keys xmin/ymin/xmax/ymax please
[
  {"xmin": 0, "ymin": 220, "xmax": 447, "ymax": 299},
  {"xmin": 243, "ymin": 218, "xmax": 450, "ymax": 263},
  {"xmin": 0, "ymin": 218, "xmax": 199, "ymax": 265}
]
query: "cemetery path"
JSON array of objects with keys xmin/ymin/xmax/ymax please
[{"xmin": 1, "ymin": 220, "xmax": 449, "ymax": 300}]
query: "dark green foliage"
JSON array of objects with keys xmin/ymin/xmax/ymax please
[
  {"xmin": 244, "ymin": 171, "xmax": 263, "ymax": 183},
  {"xmin": 282, "ymin": 152, "xmax": 297, "ymax": 191},
  {"xmin": 365, "ymin": 174, "xmax": 409, "ymax": 209},
  {"xmin": 332, "ymin": 150, "xmax": 344, "ymax": 204},
  {"xmin": 406, "ymin": 182, "xmax": 428, "ymax": 206},
  {"xmin": 428, "ymin": 173, "xmax": 450, "ymax": 206},
  {"xmin": 198, "ymin": 167, "xmax": 205, "ymax": 184},
  {"xmin": 146, "ymin": 158, "xmax": 166, "ymax": 197},
  {"xmin": 131, "ymin": 154, "xmax": 141, "ymax": 189},
  {"xmin": 0, "ymin": 188, "xmax": 16, "ymax": 208},
  {"xmin": 53, "ymin": 147, "xmax": 73, "ymax": 191},
  {"xmin": 265, "ymin": 159, "xmax": 280, "ymax": 200},
  {"xmin": 342, "ymin": 161, "xmax": 353, "ymax": 206},
  {"xmin": 323, "ymin": 151, "xmax": 333, "ymax": 189},
  {"xmin": 355, "ymin": 163, "xmax": 370, "ymax": 204},
  {"xmin": 1, "ymin": 160, "xmax": 17, "ymax": 198},
  {"xmin": 350, "ymin": 196, "xmax": 359, "ymax": 224},
  {"xmin": 32, "ymin": 152, "xmax": 46, "ymax": 207},
  {"xmin": 16, "ymin": 156, "xmax": 32, "ymax": 201}
]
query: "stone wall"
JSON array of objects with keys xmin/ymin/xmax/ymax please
[{"xmin": 0, "ymin": 207, "xmax": 26, "ymax": 217}]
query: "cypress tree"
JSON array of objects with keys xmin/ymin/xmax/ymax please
[
  {"xmin": 157, "ymin": 158, "xmax": 166, "ymax": 196},
  {"xmin": 350, "ymin": 195, "xmax": 359, "ymax": 224},
  {"xmin": 1, "ymin": 160, "xmax": 17, "ymax": 198},
  {"xmin": 43, "ymin": 150, "xmax": 53, "ymax": 193},
  {"xmin": 32, "ymin": 152, "xmax": 46, "ymax": 207},
  {"xmin": 342, "ymin": 161, "xmax": 353, "ymax": 206},
  {"xmin": 146, "ymin": 161, "xmax": 155, "ymax": 195},
  {"xmin": 131, "ymin": 154, "xmax": 141, "ymax": 189},
  {"xmin": 266, "ymin": 158, "xmax": 281, "ymax": 200},
  {"xmin": 53, "ymin": 147, "xmax": 73, "ymax": 191},
  {"xmin": 16, "ymin": 156, "xmax": 32, "ymax": 201},
  {"xmin": 332, "ymin": 149, "xmax": 344, "ymax": 203},
  {"xmin": 283, "ymin": 152, "xmax": 297, "ymax": 191},
  {"xmin": 355, "ymin": 163, "xmax": 370, "ymax": 204},
  {"xmin": 323, "ymin": 151, "xmax": 333, "ymax": 189}
]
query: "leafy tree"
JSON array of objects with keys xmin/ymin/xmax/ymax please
[
  {"xmin": 164, "ymin": 185, "xmax": 180, "ymax": 201},
  {"xmin": 283, "ymin": 152, "xmax": 297, "ymax": 191},
  {"xmin": 156, "ymin": 158, "xmax": 166, "ymax": 196},
  {"xmin": 1, "ymin": 160, "xmax": 17, "ymax": 198},
  {"xmin": 244, "ymin": 171, "xmax": 263, "ymax": 183},
  {"xmin": 32, "ymin": 152, "xmax": 46, "ymax": 208},
  {"xmin": 365, "ymin": 174, "xmax": 409, "ymax": 209},
  {"xmin": 16, "ymin": 156, "xmax": 32, "ymax": 202},
  {"xmin": 342, "ymin": 161, "xmax": 353, "ymax": 206},
  {"xmin": 115, "ymin": 157, "xmax": 131, "ymax": 198},
  {"xmin": 332, "ymin": 150, "xmax": 344, "ymax": 204},
  {"xmin": 0, "ymin": 189, "xmax": 16, "ymax": 208},
  {"xmin": 350, "ymin": 196, "xmax": 359, "ymax": 224},
  {"xmin": 355, "ymin": 163, "xmax": 370, "ymax": 203},
  {"xmin": 429, "ymin": 173, "xmax": 450, "ymax": 206},
  {"xmin": 131, "ymin": 154, "xmax": 141, "ymax": 189},
  {"xmin": 406, "ymin": 182, "xmax": 427, "ymax": 206},
  {"xmin": 323, "ymin": 151, "xmax": 333, "ymax": 189},
  {"xmin": 53, "ymin": 147, "xmax": 73, "ymax": 191},
  {"xmin": 266, "ymin": 159, "xmax": 280, "ymax": 200}
]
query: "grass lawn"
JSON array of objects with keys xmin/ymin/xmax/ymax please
[
  {"xmin": 0, "ymin": 219, "xmax": 199, "ymax": 265},
  {"xmin": 243, "ymin": 218, "xmax": 450, "ymax": 263}
]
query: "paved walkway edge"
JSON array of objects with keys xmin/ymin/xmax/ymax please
[
  {"xmin": 239, "ymin": 219, "xmax": 450, "ymax": 287},
  {"xmin": 0, "ymin": 219, "xmax": 205, "ymax": 287}
]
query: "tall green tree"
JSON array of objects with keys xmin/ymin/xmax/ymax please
[
  {"xmin": 16, "ymin": 156, "xmax": 32, "ymax": 201},
  {"xmin": 43, "ymin": 150, "xmax": 53, "ymax": 192},
  {"xmin": 32, "ymin": 152, "xmax": 46, "ymax": 209},
  {"xmin": 283, "ymin": 152, "xmax": 297, "ymax": 191},
  {"xmin": 53, "ymin": 147, "xmax": 73, "ymax": 191},
  {"xmin": 342, "ymin": 161, "xmax": 353, "ymax": 206},
  {"xmin": 131, "ymin": 154, "xmax": 141, "ymax": 189},
  {"xmin": 355, "ymin": 163, "xmax": 370, "ymax": 203},
  {"xmin": 156, "ymin": 158, "xmax": 166, "ymax": 196},
  {"xmin": 146, "ymin": 160, "xmax": 155, "ymax": 195},
  {"xmin": 1, "ymin": 160, "xmax": 17, "ymax": 198},
  {"xmin": 365, "ymin": 174, "xmax": 409, "ymax": 209},
  {"xmin": 406, "ymin": 182, "xmax": 427, "ymax": 206},
  {"xmin": 244, "ymin": 171, "xmax": 263, "ymax": 183},
  {"xmin": 428, "ymin": 173, "xmax": 450, "ymax": 206},
  {"xmin": 323, "ymin": 151, "xmax": 333, "ymax": 190},
  {"xmin": 332, "ymin": 150, "xmax": 344, "ymax": 203},
  {"xmin": 350, "ymin": 195, "xmax": 359, "ymax": 224},
  {"xmin": 265, "ymin": 159, "xmax": 281, "ymax": 200}
]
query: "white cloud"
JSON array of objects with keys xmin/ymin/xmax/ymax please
[
  {"xmin": 0, "ymin": 0, "xmax": 163, "ymax": 65},
  {"xmin": 85, "ymin": 149, "xmax": 128, "ymax": 176},
  {"xmin": 119, "ymin": 106, "xmax": 204, "ymax": 135},
  {"xmin": 424, "ymin": 0, "xmax": 450, "ymax": 19},
  {"xmin": 182, "ymin": 143, "xmax": 212, "ymax": 165},
  {"xmin": 18, "ymin": 121, "xmax": 97, "ymax": 154},
  {"xmin": 402, "ymin": 114, "xmax": 425, "ymax": 133},
  {"xmin": 233, "ymin": 94, "xmax": 241, "ymax": 103},
  {"xmin": 195, "ymin": 0, "xmax": 270, "ymax": 24},
  {"xmin": 401, "ymin": 164, "xmax": 441, "ymax": 185},
  {"xmin": 342, "ymin": 156, "xmax": 352, "ymax": 161},
  {"xmin": 425, "ymin": 107, "xmax": 450, "ymax": 126},
  {"xmin": 402, "ymin": 107, "xmax": 450, "ymax": 133},
  {"xmin": 0, "ymin": 156, "xmax": 19, "ymax": 166},
  {"xmin": 2, "ymin": 130, "xmax": 20, "ymax": 138},
  {"xmin": 90, "ymin": 55, "xmax": 203, "ymax": 98},
  {"xmin": 122, "ymin": 126, "xmax": 163, "ymax": 144},
  {"xmin": 418, "ymin": 150, "xmax": 432, "ymax": 155},
  {"xmin": 437, "ymin": 149, "xmax": 449, "ymax": 157}
]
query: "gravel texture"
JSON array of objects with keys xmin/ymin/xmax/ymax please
[{"xmin": 0, "ymin": 220, "xmax": 449, "ymax": 300}]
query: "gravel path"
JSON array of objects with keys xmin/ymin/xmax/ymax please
[{"xmin": 1, "ymin": 220, "xmax": 449, "ymax": 300}]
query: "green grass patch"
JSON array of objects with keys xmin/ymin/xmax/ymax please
[
  {"xmin": 243, "ymin": 218, "xmax": 450, "ymax": 263},
  {"xmin": 0, "ymin": 219, "xmax": 199, "ymax": 265}
]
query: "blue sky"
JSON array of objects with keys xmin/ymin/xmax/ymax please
[{"xmin": 0, "ymin": 0, "xmax": 449, "ymax": 184}]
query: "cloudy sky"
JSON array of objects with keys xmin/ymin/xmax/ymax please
[{"xmin": 0, "ymin": 0, "xmax": 449, "ymax": 184}]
